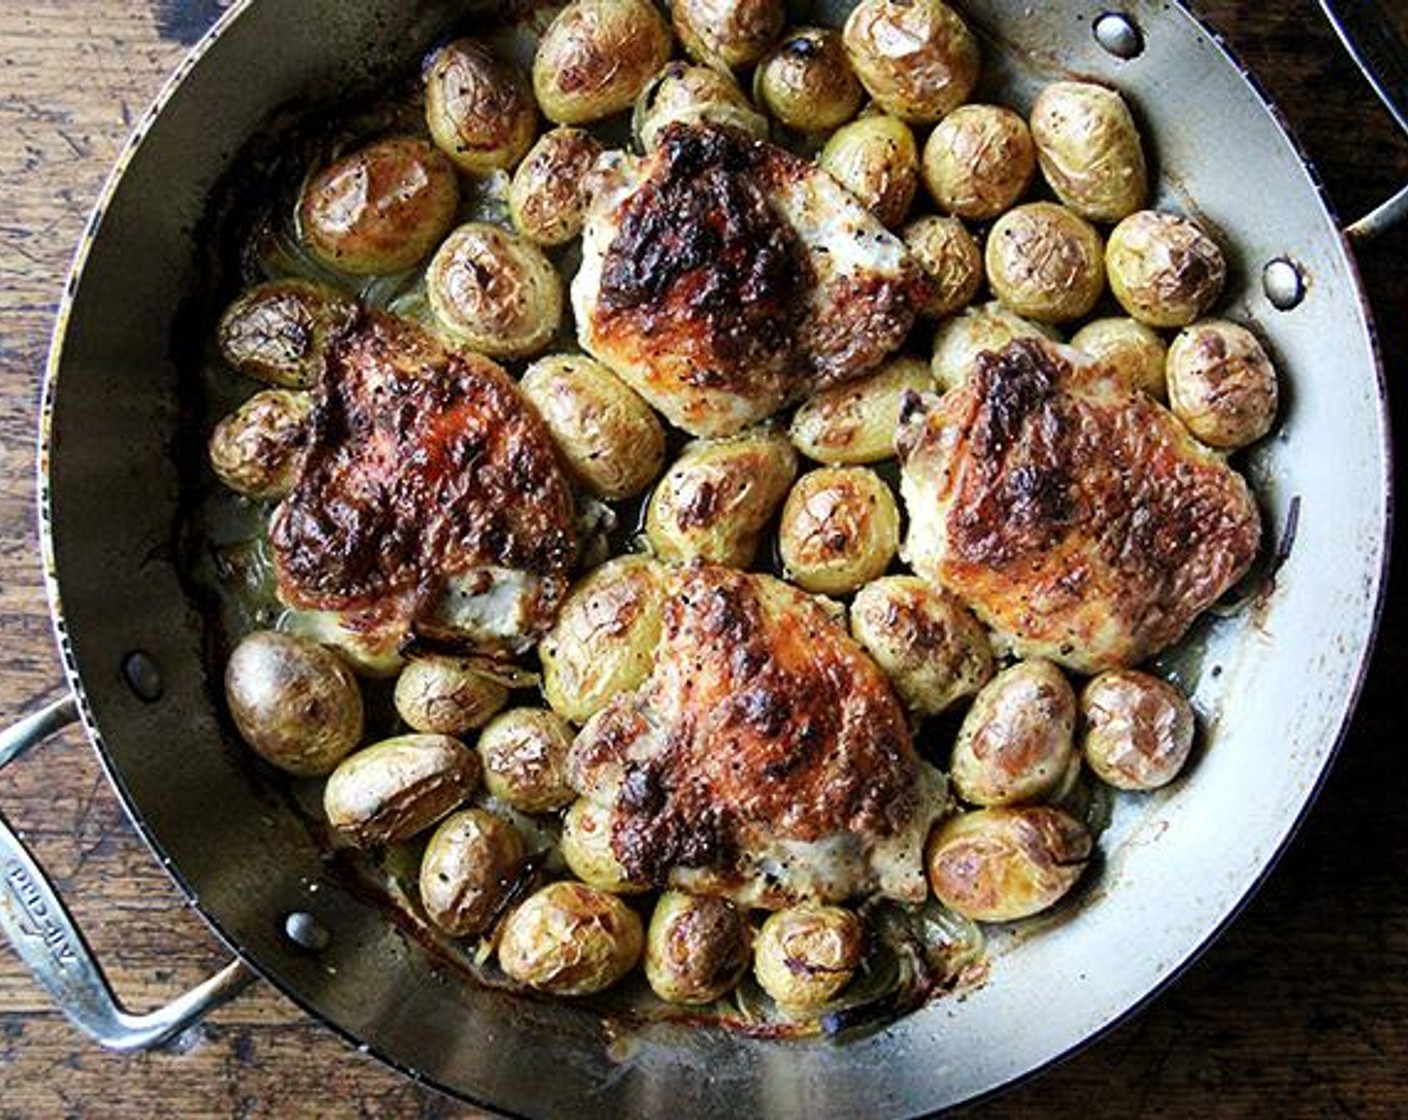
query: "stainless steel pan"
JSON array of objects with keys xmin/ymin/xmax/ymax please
[{"xmin": 0, "ymin": 1, "xmax": 1400, "ymax": 1115}]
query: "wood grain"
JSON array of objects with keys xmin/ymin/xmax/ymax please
[{"xmin": 1, "ymin": 2, "xmax": 1406, "ymax": 1117}]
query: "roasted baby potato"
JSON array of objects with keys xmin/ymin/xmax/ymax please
[
  {"xmin": 540, "ymin": 555, "xmax": 666, "ymax": 724},
  {"xmin": 645, "ymin": 891, "xmax": 752, "ymax": 1005},
  {"xmin": 426, "ymin": 223, "xmax": 562, "ymax": 358},
  {"xmin": 323, "ymin": 734, "xmax": 481, "ymax": 847},
  {"xmin": 634, "ymin": 62, "xmax": 769, "ymax": 151},
  {"xmin": 1106, "ymin": 210, "xmax": 1227, "ymax": 328},
  {"xmin": 509, "ymin": 127, "xmax": 604, "ymax": 246},
  {"xmin": 419, "ymin": 808, "xmax": 528, "ymax": 936},
  {"xmin": 819, "ymin": 114, "xmax": 920, "ymax": 229},
  {"xmin": 534, "ymin": 0, "xmax": 673, "ymax": 124},
  {"xmin": 902, "ymin": 215, "xmax": 984, "ymax": 319},
  {"xmin": 1071, "ymin": 316, "xmax": 1169, "ymax": 400},
  {"xmin": 561, "ymin": 799, "xmax": 650, "ymax": 894},
  {"xmin": 842, "ymin": 0, "xmax": 980, "ymax": 124},
  {"xmin": 645, "ymin": 430, "xmax": 798, "ymax": 568},
  {"xmin": 217, "ymin": 279, "xmax": 354, "ymax": 388},
  {"xmin": 208, "ymin": 389, "xmax": 312, "ymax": 500},
  {"xmin": 1166, "ymin": 319, "xmax": 1279, "ymax": 449},
  {"xmin": 280, "ymin": 610, "xmax": 406, "ymax": 680},
  {"xmin": 393, "ymin": 655, "xmax": 509, "ymax": 736},
  {"xmin": 424, "ymin": 39, "xmax": 537, "ymax": 175},
  {"xmin": 753, "ymin": 905, "xmax": 864, "ymax": 1010},
  {"xmin": 520, "ymin": 354, "xmax": 666, "ymax": 500},
  {"xmin": 921, "ymin": 104, "xmax": 1035, "ymax": 220},
  {"xmin": 477, "ymin": 708, "xmax": 577, "ymax": 812},
  {"xmin": 986, "ymin": 202, "xmax": 1106, "ymax": 324},
  {"xmin": 673, "ymin": 0, "xmax": 785, "ymax": 71},
  {"xmin": 225, "ymin": 630, "xmax": 364, "ymax": 777},
  {"xmin": 1030, "ymin": 81, "xmax": 1148, "ymax": 223},
  {"xmin": 850, "ymin": 576, "xmax": 993, "ymax": 716},
  {"xmin": 753, "ymin": 28, "xmax": 864, "ymax": 134},
  {"xmin": 789, "ymin": 357, "xmax": 933, "ymax": 465},
  {"xmin": 926, "ymin": 806, "xmax": 1092, "ymax": 922},
  {"xmin": 931, "ymin": 300, "xmax": 1059, "ymax": 391},
  {"xmin": 298, "ymin": 137, "xmax": 460, "ymax": 275},
  {"xmin": 778, "ymin": 467, "xmax": 900, "ymax": 595},
  {"xmin": 498, "ymin": 881, "xmax": 645, "ymax": 995},
  {"xmin": 950, "ymin": 660, "xmax": 1077, "ymax": 807},
  {"xmin": 1081, "ymin": 670, "xmax": 1196, "ymax": 791}
]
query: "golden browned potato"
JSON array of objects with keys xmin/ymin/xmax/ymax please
[
  {"xmin": 224, "ymin": 631, "xmax": 364, "ymax": 777},
  {"xmin": 280, "ymin": 610, "xmax": 407, "ymax": 679},
  {"xmin": 426, "ymin": 223, "xmax": 562, "ymax": 358},
  {"xmin": 753, "ymin": 27, "xmax": 864, "ymax": 134},
  {"xmin": 298, "ymin": 137, "xmax": 460, "ymax": 275},
  {"xmin": 645, "ymin": 430, "xmax": 798, "ymax": 568},
  {"xmin": 902, "ymin": 215, "xmax": 983, "ymax": 319},
  {"xmin": 1166, "ymin": 319, "xmax": 1279, "ymax": 449},
  {"xmin": 921, "ymin": 104, "xmax": 1035, "ymax": 220},
  {"xmin": 560, "ymin": 798, "xmax": 651, "ymax": 894},
  {"xmin": 753, "ymin": 905, "xmax": 864, "ymax": 1010},
  {"xmin": 393, "ymin": 655, "xmax": 508, "ymax": 736},
  {"xmin": 931, "ymin": 300, "xmax": 1059, "ymax": 391},
  {"xmin": 216, "ymin": 279, "xmax": 354, "ymax": 388},
  {"xmin": 1030, "ymin": 81, "xmax": 1148, "ymax": 223},
  {"xmin": 533, "ymin": 0, "xmax": 673, "ymax": 125},
  {"xmin": 645, "ymin": 891, "xmax": 752, "ymax": 1004},
  {"xmin": 477, "ymin": 708, "xmax": 577, "ymax": 812},
  {"xmin": 424, "ymin": 39, "xmax": 537, "ymax": 175},
  {"xmin": 208, "ymin": 389, "xmax": 312, "ymax": 500},
  {"xmin": 1106, "ymin": 210, "xmax": 1227, "ymax": 328},
  {"xmin": 778, "ymin": 467, "xmax": 900, "ymax": 595},
  {"xmin": 849, "ymin": 575, "xmax": 993, "ymax": 715},
  {"xmin": 323, "ymin": 734, "xmax": 480, "ymax": 847},
  {"xmin": 419, "ymin": 808, "xmax": 527, "ymax": 936},
  {"xmin": 540, "ymin": 555, "xmax": 667, "ymax": 724},
  {"xmin": 842, "ymin": 0, "xmax": 980, "ymax": 124},
  {"xmin": 509, "ymin": 127, "xmax": 604, "ymax": 246},
  {"xmin": 498, "ymin": 881, "xmax": 644, "ymax": 995},
  {"xmin": 673, "ymin": 0, "xmax": 785, "ymax": 71},
  {"xmin": 986, "ymin": 202, "xmax": 1105, "ymax": 324},
  {"xmin": 1081, "ymin": 670, "xmax": 1196, "ymax": 791},
  {"xmin": 949, "ymin": 660, "xmax": 1076, "ymax": 807},
  {"xmin": 1071, "ymin": 317, "xmax": 1169, "ymax": 400},
  {"xmin": 634, "ymin": 62, "xmax": 769, "ymax": 151},
  {"xmin": 789, "ymin": 357, "xmax": 933, "ymax": 465},
  {"xmin": 819, "ymin": 114, "xmax": 920, "ymax": 229},
  {"xmin": 520, "ymin": 354, "xmax": 666, "ymax": 500},
  {"xmin": 926, "ymin": 806, "xmax": 1092, "ymax": 922}
]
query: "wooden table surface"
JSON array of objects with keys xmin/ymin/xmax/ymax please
[{"xmin": 1, "ymin": 2, "xmax": 1405, "ymax": 1117}]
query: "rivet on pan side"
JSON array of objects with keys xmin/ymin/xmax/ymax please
[
  {"xmin": 1093, "ymin": 12, "xmax": 1144, "ymax": 60},
  {"xmin": 1263, "ymin": 258, "xmax": 1307, "ymax": 310},
  {"xmin": 121, "ymin": 651, "xmax": 164, "ymax": 702},
  {"xmin": 284, "ymin": 911, "xmax": 331, "ymax": 952}
]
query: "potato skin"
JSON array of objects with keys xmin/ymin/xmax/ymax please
[
  {"xmin": 208, "ymin": 389, "xmax": 312, "ymax": 500},
  {"xmin": 819, "ymin": 114, "xmax": 920, "ymax": 229},
  {"xmin": 477, "ymin": 708, "xmax": 577, "ymax": 812},
  {"xmin": 926, "ymin": 806, "xmax": 1092, "ymax": 922},
  {"xmin": 520, "ymin": 354, "xmax": 666, "ymax": 500},
  {"xmin": 645, "ymin": 891, "xmax": 752, "ymax": 1004},
  {"xmin": 225, "ymin": 631, "xmax": 363, "ymax": 777},
  {"xmin": 842, "ymin": 0, "xmax": 980, "ymax": 124},
  {"xmin": 930, "ymin": 300, "xmax": 1059, "ymax": 391},
  {"xmin": 217, "ymin": 279, "xmax": 354, "ymax": 388},
  {"xmin": 393, "ymin": 655, "xmax": 508, "ymax": 736},
  {"xmin": 1166, "ymin": 320, "xmax": 1279, "ymax": 449},
  {"xmin": 778, "ymin": 467, "xmax": 900, "ymax": 595},
  {"xmin": 561, "ymin": 798, "xmax": 651, "ymax": 893},
  {"xmin": 1030, "ymin": 81, "xmax": 1148, "ymax": 222},
  {"xmin": 426, "ymin": 223, "xmax": 562, "ymax": 359},
  {"xmin": 789, "ymin": 357, "xmax": 933, "ymax": 465},
  {"xmin": 986, "ymin": 202, "xmax": 1106, "ymax": 324},
  {"xmin": 754, "ymin": 27, "xmax": 864, "ymax": 134},
  {"xmin": 850, "ymin": 576, "xmax": 993, "ymax": 715},
  {"xmin": 280, "ymin": 610, "xmax": 406, "ymax": 679},
  {"xmin": 498, "ymin": 881, "xmax": 644, "ymax": 995},
  {"xmin": 1106, "ymin": 210, "xmax": 1227, "ymax": 328},
  {"xmin": 645, "ymin": 430, "xmax": 798, "ymax": 568},
  {"xmin": 419, "ymin": 808, "xmax": 528, "ymax": 936},
  {"xmin": 540, "ymin": 555, "xmax": 666, "ymax": 724},
  {"xmin": 1071, "ymin": 317, "xmax": 1169, "ymax": 400},
  {"xmin": 753, "ymin": 905, "xmax": 863, "ymax": 1010},
  {"xmin": 635, "ymin": 62, "xmax": 769, "ymax": 151},
  {"xmin": 1081, "ymin": 670, "xmax": 1196, "ymax": 791},
  {"xmin": 921, "ymin": 104, "xmax": 1035, "ymax": 220},
  {"xmin": 424, "ymin": 39, "xmax": 537, "ymax": 175},
  {"xmin": 950, "ymin": 659, "xmax": 1077, "ymax": 807},
  {"xmin": 509, "ymin": 128, "xmax": 604, "ymax": 246},
  {"xmin": 534, "ymin": 0, "xmax": 673, "ymax": 125},
  {"xmin": 901, "ymin": 216, "xmax": 983, "ymax": 319},
  {"xmin": 323, "ymin": 734, "xmax": 481, "ymax": 847},
  {"xmin": 673, "ymin": 0, "xmax": 785, "ymax": 71},
  {"xmin": 299, "ymin": 137, "xmax": 460, "ymax": 275}
]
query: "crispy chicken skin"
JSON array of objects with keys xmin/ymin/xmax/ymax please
[
  {"xmin": 573, "ymin": 124, "xmax": 932, "ymax": 436},
  {"xmin": 568, "ymin": 564, "xmax": 947, "ymax": 909},
  {"xmin": 269, "ymin": 310, "xmax": 577, "ymax": 651},
  {"xmin": 898, "ymin": 337, "xmax": 1261, "ymax": 672}
]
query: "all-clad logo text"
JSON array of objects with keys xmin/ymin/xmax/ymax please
[{"xmin": 4, "ymin": 862, "xmax": 78, "ymax": 967}]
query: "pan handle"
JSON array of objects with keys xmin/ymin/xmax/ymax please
[
  {"xmin": 0, "ymin": 694, "xmax": 257, "ymax": 1051},
  {"xmin": 1318, "ymin": 0, "xmax": 1408, "ymax": 239}
]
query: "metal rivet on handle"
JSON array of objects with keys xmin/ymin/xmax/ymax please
[
  {"xmin": 1263, "ymin": 258, "xmax": 1307, "ymax": 310},
  {"xmin": 284, "ymin": 911, "xmax": 331, "ymax": 952},
  {"xmin": 1093, "ymin": 12, "xmax": 1144, "ymax": 60},
  {"xmin": 121, "ymin": 651, "xmax": 164, "ymax": 702}
]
